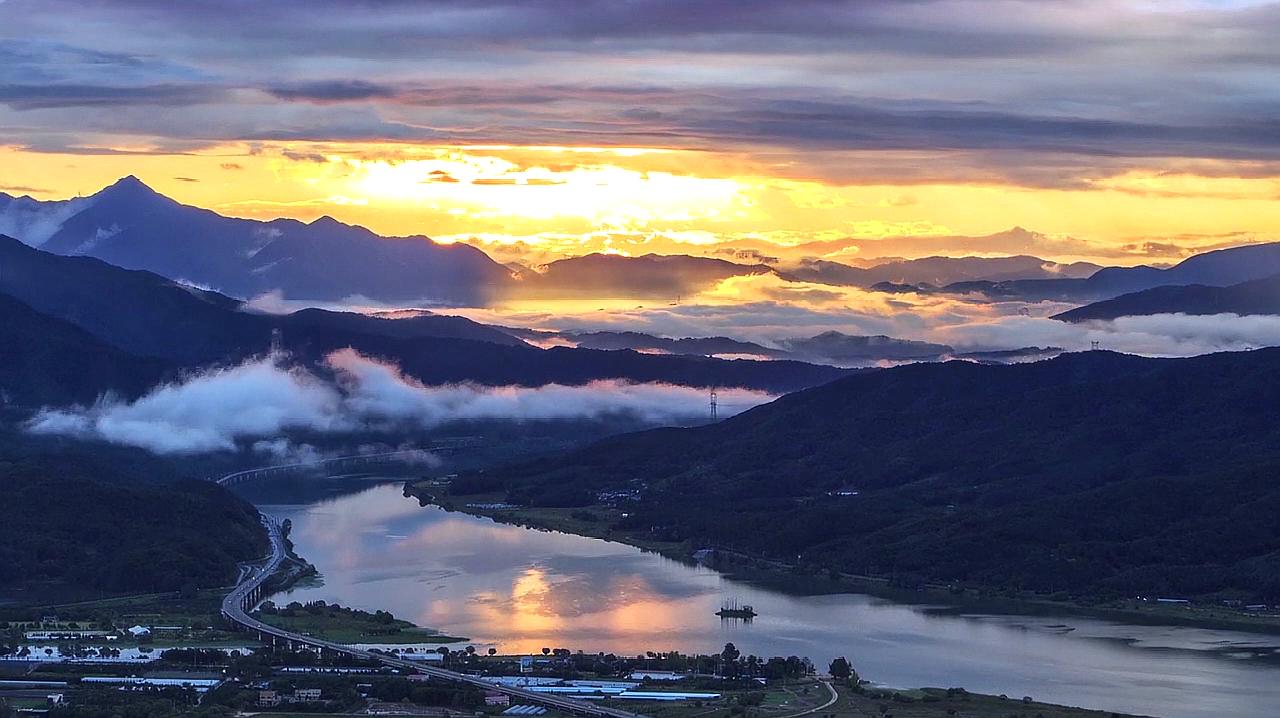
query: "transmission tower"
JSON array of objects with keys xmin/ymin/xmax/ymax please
[{"xmin": 709, "ymin": 390, "xmax": 718, "ymax": 420}]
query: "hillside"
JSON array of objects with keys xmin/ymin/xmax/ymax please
[
  {"xmin": 458, "ymin": 349, "xmax": 1280, "ymax": 601},
  {"xmin": 0, "ymin": 428, "xmax": 266, "ymax": 600},
  {"xmin": 0, "ymin": 293, "xmax": 171, "ymax": 406},
  {"xmin": 0, "ymin": 472, "xmax": 266, "ymax": 598},
  {"xmin": 1054, "ymin": 274, "xmax": 1280, "ymax": 322}
]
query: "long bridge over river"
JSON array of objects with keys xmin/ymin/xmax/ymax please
[{"xmin": 214, "ymin": 439, "xmax": 483, "ymax": 487}]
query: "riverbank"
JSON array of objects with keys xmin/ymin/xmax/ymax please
[{"xmin": 410, "ymin": 483, "xmax": 1280, "ymax": 637}]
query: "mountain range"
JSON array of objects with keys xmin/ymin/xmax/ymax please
[
  {"xmin": 779, "ymin": 255, "xmax": 1100, "ymax": 288},
  {"xmin": 3, "ymin": 176, "xmax": 512, "ymax": 304},
  {"xmin": 458, "ymin": 348, "xmax": 1280, "ymax": 602},
  {"xmin": 506, "ymin": 327, "xmax": 1061, "ymax": 367},
  {"xmin": 926, "ymin": 243, "xmax": 1280, "ymax": 302},
  {"xmin": 513, "ymin": 253, "xmax": 773, "ymax": 299},
  {"xmin": 0, "ymin": 234, "xmax": 849, "ymax": 409},
  {"xmin": 1054, "ymin": 274, "xmax": 1280, "ymax": 322},
  {"xmin": 15, "ymin": 177, "xmax": 1279, "ymax": 307}
]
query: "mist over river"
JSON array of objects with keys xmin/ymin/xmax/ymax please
[{"xmin": 252, "ymin": 482, "xmax": 1280, "ymax": 718}]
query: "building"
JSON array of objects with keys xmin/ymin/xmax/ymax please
[
  {"xmin": 258, "ymin": 690, "xmax": 281, "ymax": 708},
  {"xmin": 126, "ymin": 625, "xmax": 151, "ymax": 638},
  {"xmin": 627, "ymin": 670, "xmax": 686, "ymax": 681},
  {"xmin": 294, "ymin": 688, "xmax": 322, "ymax": 702},
  {"xmin": 23, "ymin": 630, "xmax": 112, "ymax": 641},
  {"xmin": 484, "ymin": 691, "xmax": 511, "ymax": 707}
]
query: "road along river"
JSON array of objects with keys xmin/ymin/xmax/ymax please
[{"xmin": 249, "ymin": 482, "xmax": 1280, "ymax": 718}]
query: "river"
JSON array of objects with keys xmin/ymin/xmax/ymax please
[{"xmin": 254, "ymin": 482, "xmax": 1280, "ymax": 718}]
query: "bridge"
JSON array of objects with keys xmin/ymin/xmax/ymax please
[
  {"xmin": 221, "ymin": 516, "xmax": 643, "ymax": 718},
  {"xmin": 214, "ymin": 441, "xmax": 483, "ymax": 487}
]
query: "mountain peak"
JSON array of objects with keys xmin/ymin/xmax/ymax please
[
  {"xmin": 109, "ymin": 174, "xmax": 151, "ymax": 190},
  {"xmin": 95, "ymin": 175, "xmax": 164, "ymax": 202}
]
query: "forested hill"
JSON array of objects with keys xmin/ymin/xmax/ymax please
[
  {"xmin": 0, "ymin": 429, "xmax": 266, "ymax": 601},
  {"xmin": 460, "ymin": 349, "xmax": 1280, "ymax": 601}
]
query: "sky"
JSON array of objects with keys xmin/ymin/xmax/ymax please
[{"xmin": 4, "ymin": 0, "xmax": 1280, "ymax": 266}]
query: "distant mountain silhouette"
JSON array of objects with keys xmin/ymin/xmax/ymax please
[
  {"xmin": 517, "ymin": 253, "xmax": 774, "ymax": 298},
  {"xmin": 935, "ymin": 243, "xmax": 1280, "ymax": 302},
  {"xmin": 508, "ymin": 327, "xmax": 1059, "ymax": 367},
  {"xmin": 778, "ymin": 331, "xmax": 953, "ymax": 364},
  {"xmin": 556, "ymin": 330, "xmax": 789, "ymax": 358},
  {"xmin": 1054, "ymin": 273, "xmax": 1280, "ymax": 322},
  {"xmin": 9, "ymin": 178, "xmax": 1277, "ymax": 309},
  {"xmin": 0, "ymin": 235, "xmax": 846, "ymax": 400},
  {"xmin": 466, "ymin": 349, "xmax": 1280, "ymax": 601},
  {"xmin": 1, "ymin": 179, "xmax": 806, "ymax": 304},
  {"xmin": 780, "ymin": 255, "xmax": 1100, "ymax": 288},
  {"xmin": 5, "ymin": 176, "xmax": 512, "ymax": 303}
]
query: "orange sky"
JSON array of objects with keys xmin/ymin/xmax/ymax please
[{"xmin": 4, "ymin": 142, "xmax": 1279, "ymax": 268}]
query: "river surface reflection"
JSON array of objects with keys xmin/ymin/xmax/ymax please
[{"xmin": 261, "ymin": 483, "xmax": 1280, "ymax": 718}]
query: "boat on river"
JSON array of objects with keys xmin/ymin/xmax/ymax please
[{"xmin": 716, "ymin": 599, "xmax": 756, "ymax": 619}]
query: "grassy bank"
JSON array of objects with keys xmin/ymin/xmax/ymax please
[{"xmin": 255, "ymin": 601, "xmax": 467, "ymax": 645}]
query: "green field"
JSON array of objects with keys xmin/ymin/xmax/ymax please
[
  {"xmin": 634, "ymin": 681, "xmax": 1148, "ymax": 718},
  {"xmin": 257, "ymin": 609, "xmax": 466, "ymax": 645}
]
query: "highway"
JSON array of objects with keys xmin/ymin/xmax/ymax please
[{"xmin": 221, "ymin": 515, "xmax": 643, "ymax": 718}]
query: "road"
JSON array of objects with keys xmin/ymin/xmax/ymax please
[
  {"xmin": 779, "ymin": 680, "xmax": 838, "ymax": 718},
  {"xmin": 221, "ymin": 515, "xmax": 643, "ymax": 718}
]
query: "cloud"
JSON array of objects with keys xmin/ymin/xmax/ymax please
[
  {"xmin": 26, "ymin": 349, "xmax": 772, "ymax": 454},
  {"xmin": 4, "ymin": 2, "xmax": 1280, "ymax": 177},
  {"xmin": 27, "ymin": 356, "xmax": 346, "ymax": 454},
  {"xmin": 0, "ymin": 84, "xmax": 226, "ymax": 110},
  {"xmin": 935, "ymin": 312, "xmax": 1280, "ymax": 357},
  {"xmin": 0, "ymin": 194, "xmax": 91, "ymax": 247},
  {"xmin": 265, "ymin": 80, "xmax": 399, "ymax": 103},
  {"xmin": 452, "ymin": 273, "xmax": 1280, "ymax": 358}
]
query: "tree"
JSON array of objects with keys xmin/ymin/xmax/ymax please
[
  {"xmin": 488, "ymin": 648, "xmax": 497, "ymax": 656},
  {"xmin": 829, "ymin": 657, "xmax": 853, "ymax": 679}
]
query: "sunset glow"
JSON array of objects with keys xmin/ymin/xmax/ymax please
[{"xmin": 4, "ymin": 0, "xmax": 1280, "ymax": 268}]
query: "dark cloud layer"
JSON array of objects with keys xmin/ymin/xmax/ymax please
[{"xmin": 2, "ymin": 0, "xmax": 1279, "ymax": 182}]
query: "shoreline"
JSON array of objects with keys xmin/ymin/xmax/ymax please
[
  {"xmin": 258, "ymin": 511, "xmax": 470, "ymax": 645},
  {"xmin": 409, "ymin": 482, "xmax": 1280, "ymax": 638}
]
